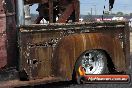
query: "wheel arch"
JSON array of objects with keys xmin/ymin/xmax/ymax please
[{"xmin": 52, "ymin": 33, "xmax": 126, "ymax": 80}]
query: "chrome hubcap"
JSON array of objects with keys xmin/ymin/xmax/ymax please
[{"xmin": 81, "ymin": 51, "xmax": 105, "ymax": 74}]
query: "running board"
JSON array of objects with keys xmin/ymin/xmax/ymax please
[{"xmin": 0, "ymin": 77, "xmax": 62, "ymax": 87}]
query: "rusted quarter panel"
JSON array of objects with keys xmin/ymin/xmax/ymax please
[
  {"xmin": 19, "ymin": 22, "xmax": 129, "ymax": 80},
  {"xmin": 52, "ymin": 33, "xmax": 126, "ymax": 80}
]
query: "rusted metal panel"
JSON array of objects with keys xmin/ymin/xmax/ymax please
[
  {"xmin": 48, "ymin": 0, "xmax": 53, "ymax": 23},
  {"xmin": 0, "ymin": 0, "xmax": 18, "ymax": 69},
  {"xmin": 57, "ymin": 0, "xmax": 80, "ymax": 23},
  {"xmin": 74, "ymin": 0, "xmax": 80, "ymax": 22},
  {"xmin": 31, "ymin": 0, "xmax": 79, "ymax": 23},
  {"xmin": 0, "ymin": 1, "xmax": 7, "ymax": 68},
  {"xmin": 53, "ymin": 33, "xmax": 126, "ymax": 79},
  {"xmin": 19, "ymin": 31, "xmax": 61, "ymax": 79},
  {"xmin": 123, "ymin": 22, "xmax": 130, "ymax": 70},
  {"xmin": 5, "ymin": 0, "xmax": 18, "ymax": 68},
  {"xmin": 0, "ymin": 0, "xmax": 5, "ymax": 15},
  {"xmin": 57, "ymin": 1, "xmax": 74, "ymax": 23},
  {"xmin": 6, "ymin": 16, "xmax": 18, "ymax": 67},
  {"xmin": 0, "ymin": 34, "xmax": 7, "ymax": 68},
  {"xmin": 19, "ymin": 21, "xmax": 129, "ymax": 80}
]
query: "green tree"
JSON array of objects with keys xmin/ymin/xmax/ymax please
[
  {"xmin": 111, "ymin": 13, "xmax": 116, "ymax": 15},
  {"xmin": 130, "ymin": 13, "xmax": 132, "ymax": 17},
  {"xmin": 104, "ymin": 11, "xmax": 110, "ymax": 15},
  {"xmin": 124, "ymin": 14, "xmax": 129, "ymax": 16},
  {"xmin": 116, "ymin": 12, "xmax": 124, "ymax": 16}
]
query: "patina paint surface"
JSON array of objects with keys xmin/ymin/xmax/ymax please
[
  {"xmin": 53, "ymin": 33, "xmax": 126, "ymax": 80},
  {"xmin": 19, "ymin": 22, "xmax": 129, "ymax": 80}
]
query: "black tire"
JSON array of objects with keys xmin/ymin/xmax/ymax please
[
  {"xmin": 77, "ymin": 76, "xmax": 86, "ymax": 84},
  {"xmin": 73, "ymin": 50, "xmax": 108, "ymax": 84}
]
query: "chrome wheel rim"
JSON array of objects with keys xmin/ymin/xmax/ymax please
[{"xmin": 81, "ymin": 51, "xmax": 105, "ymax": 74}]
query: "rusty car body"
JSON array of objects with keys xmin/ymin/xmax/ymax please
[
  {"xmin": 0, "ymin": 0, "xmax": 130, "ymax": 87},
  {"xmin": 19, "ymin": 22, "xmax": 130, "ymax": 80}
]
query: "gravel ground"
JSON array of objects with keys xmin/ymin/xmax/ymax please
[{"xmin": 18, "ymin": 33, "xmax": 132, "ymax": 88}]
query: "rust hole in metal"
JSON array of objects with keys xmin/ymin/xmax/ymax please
[
  {"xmin": 33, "ymin": 59, "xmax": 38, "ymax": 64},
  {"xmin": 1, "ymin": 9, "xmax": 3, "ymax": 12}
]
